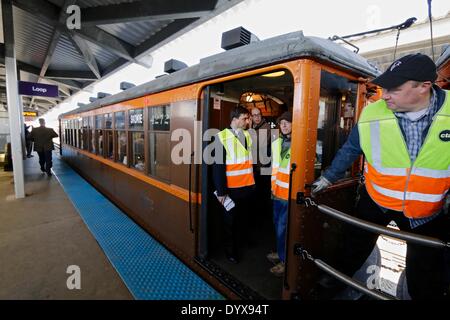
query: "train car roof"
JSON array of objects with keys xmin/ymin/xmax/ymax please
[{"xmin": 60, "ymin": 31, "xmax": 381, "ymax": 118}]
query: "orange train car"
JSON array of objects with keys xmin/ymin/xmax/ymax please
[{"xmin": 59, "ymin": 29, "xmax": 381, "ymax": 300}]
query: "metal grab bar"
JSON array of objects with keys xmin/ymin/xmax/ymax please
[
  {"xmin": 316, "ymin": 203, "xmax": 450, "ymax": 249},
  {"xmin": 313, "ymin": 258, "xmax": 394, "ymax": 300}
]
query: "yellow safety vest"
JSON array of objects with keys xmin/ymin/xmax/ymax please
[
  {"xmin": 217, "ymin": 128, "xmax": 255, "ymax": 188},
  {"xmin": 358, "ymin": 90, "xmax": 450, "ymax": 218},
  {"xmin": 271, "ymin": 137, "xmax": 291, "ymax": 200}
]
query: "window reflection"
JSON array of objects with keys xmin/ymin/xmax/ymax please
[
  {"xmin": 149, "ymin": 106, "xmax": 170, "ymax": 131},
  {"xmin": 131, "ymin": 132, "xmax": 145, "ymax": 171},
  {"xmin": 117, "ymin": 131, "xmax": 127, "ymax": 165},
  {"xmin": 149, "ymin": 132, "xmax": 170, "ymax": 180},
  {"xmin": 115, "ymin": 111, "xmax": 125, "ymax": 129},
  {"xmin": 315, "ymin": 70, "xmax": 357, "ymax": 179}
]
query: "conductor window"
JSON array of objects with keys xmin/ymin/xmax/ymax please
[
  {"xmin": 95, "ymin": 115, "xmax": 104, "ymax": 156},
  {"xmin": 129, "ymin": 109, "xmax": 145, "ymax": 171},
  {"xmin": 115, "ymin": 111, "xmax": 127, "ymax": 165},
  {"xmin": 148, "ymin": 105, "xmax": 171, "ymax": 181},
  {"xmin": 315, "ymin": 70, "xmax": 357, "ymax": 179}
]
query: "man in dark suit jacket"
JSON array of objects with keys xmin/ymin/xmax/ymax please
[{"xmin": 30, "ymin": 118, "xmax": 58, "ymax": 176}]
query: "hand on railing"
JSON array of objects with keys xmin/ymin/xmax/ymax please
[{"xmin": 311, "ymin": 176, "xmax": 332, "ymax": 196}]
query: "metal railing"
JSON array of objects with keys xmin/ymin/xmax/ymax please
[
  {"xmin": 297, "ymin": 196, "xmax": 450, "ymax": 300},
  {"xmin": 316, "ymin": 202, "xmax": 450, "ymax": 249}
]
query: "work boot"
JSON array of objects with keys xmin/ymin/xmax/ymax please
[
  {"xmin": 266, "ymin": 252, "xmax": 280, "ymax": 265},
  {"xmin": 270, "ymin": 262, "xmax": 285, "ymax": 277}
]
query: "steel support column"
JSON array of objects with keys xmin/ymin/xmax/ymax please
[{"xmin": 2, "ymin": 0, "xmax": 25, "ymax": 198}]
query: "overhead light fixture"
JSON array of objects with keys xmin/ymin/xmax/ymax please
[{"xmin": 262, "ymin": 71, "xmax": 285, "ymax": 78}]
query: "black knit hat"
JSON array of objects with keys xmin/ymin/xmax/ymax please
[
  {"xmin": 277, "ymin": 111, "xmax": 292, "ymax": 123},
  {"xmin": 371, "ymin": 53, "xmax": 437, "ymax": 89}
]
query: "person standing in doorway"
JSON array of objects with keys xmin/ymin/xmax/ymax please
[
  {"xmin": 267, "ymin": 111, "xmax": 292, "ymax": 277},
  {"xmin": 212, "ymin": 106, "xmax": 256, "ymax": 264},
  {"xmin": 30, "ymin": 118, "xmax": 58, "ymax": 176},
  {"xmin": 250, "ymin": 107, "xmax": 272, "ymax": 223}
]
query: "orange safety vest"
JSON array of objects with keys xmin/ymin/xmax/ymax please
[
  {"xmin": 358, "ymin": 92, "xmax": 450, "ymax": 219},
  {"xmin": 217, "ymin": 128, "xmax": 255, "ymax": 189}
]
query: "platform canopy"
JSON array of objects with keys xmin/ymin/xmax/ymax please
[{"xmin": 0, "ymin": 0, "xmax": 244, "ymax": 115}]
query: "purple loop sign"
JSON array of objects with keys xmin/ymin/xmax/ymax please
[{"xmin": 18, "ymin": 81, "xmax": 59, "ymax": 97}]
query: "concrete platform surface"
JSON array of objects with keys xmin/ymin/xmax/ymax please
[{"xmin": 0, "ymin": 154, "xmax": 132, "ymax": 299}]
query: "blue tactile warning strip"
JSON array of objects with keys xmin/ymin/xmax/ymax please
[{"xmin": 51, "ymin": 156, "xmax": 223, "ymax": 300}]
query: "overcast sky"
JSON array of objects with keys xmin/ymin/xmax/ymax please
[{"xmin": 44, "ymin": 0, "xmax": 450, "ymax": 123}]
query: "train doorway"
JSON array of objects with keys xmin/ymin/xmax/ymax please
[{"xmin": 198, "ymin": 70, "xmax": 294, "ymax": 299}]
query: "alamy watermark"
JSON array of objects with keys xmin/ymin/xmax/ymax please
[
  {"xmin": 66, "ymin": 5, "xmax": 81, "ymax": 30},
  {"xmin": 66, "ymin": 265, "xmax": 81, "ymax": 290}
]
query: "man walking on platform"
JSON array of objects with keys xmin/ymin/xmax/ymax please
[{"xmin": 30, "ymin": 118, "xmax": 58, "ymax": 176}]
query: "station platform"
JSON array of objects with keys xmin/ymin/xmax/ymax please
[{"xmin": 0, "ymin": 153, "xmax": 222, "ymax": 300}]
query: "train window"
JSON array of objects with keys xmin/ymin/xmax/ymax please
[
  {"xmin": 105, "ymin": 131, "xmax": 114, "ymax": 160},
  {"xmin": 131, "ymin": 132, "xmax": 145, "ymax": 171},
  {"xmin": 129, "ymin": 109, "xmax": 145, "ymax": 171},
  {"xmin": 103, "ymin": 113, "xmax": 113, "ymax": 159},
  {"xmin": 148, "ymin": 132, "xmax": 170, "ymax": 181},
  {"xmin": 74, "ymin": 119, "xmax": 78, "ymax": 148},
  {"xmin": 76, "ymin": 119, "xmax": 81, "ymax": 148},
  {"xmin": 82, "ymin": 118, "xmax": 89, "ymax": 151},
  {"xmin": 62, "ymin": 121, "xmax": 66, "ymax": 144},
  {"xmin": 149, "ymin": 105, "xmax": 170, "ymax": 131},
  {"xmin": 96, "ymin": 130, "xmax": 104, "ymax": 156},
  {"xmin": 116, "ymin": 131, "xmax": 127, "ymax": 165},
  {"xmin": 104, "ymin": 113, "xmax": 112, "ymax": 129},
  {"xmin": 77, "ymin": 118, "xmax": 82, "ymax": 149},
  {"xmin": 69, "ymin": 120, "xmax": 74, "ymax": 146},
  {"xmin": 95, "ymin": 114, "xmax": 103, "ymax": 129},
  {"xmin": 115, "ymin": 111, "xmax": 125, "ymax": 129},
  {"xmin": 315, "ymin": 70, "xmax": 357, "ymax": 179},
  {"xmin": 129, "ymin": 109, "xmax": 144, "ymax": 130},
  {"xmin": 61, "ymin": 121, "xmax": 64, "ymax": 144},
  {"xmin": 89, "ymin": 116, "xmax": 95, "ymax": 153},
  {"xmin": 66, "ymin": 121, "xmax": 70, "ymax": 145},
  {"xmin": 95, "ymin": 115, "xmax": 103, "ymax": 155},
  {"xmin": 148, "ymin": 105, "xmax": 171, "ymax": 181}
]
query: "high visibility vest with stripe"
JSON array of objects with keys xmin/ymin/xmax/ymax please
[
  {"xmin": 271, "ymin": 137, "xmax": 291, "ymax": 200},
  {"xmin": 358, "ymin": 91, "xmax": 450, "ymax": 219},
  {"xmin": 217, "ymin": 128, "xmax": 255, "ymax": 189}
]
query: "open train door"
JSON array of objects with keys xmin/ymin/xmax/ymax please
[
  {"xmin": 197, "ymin": 85, "xmax": 242, "ymax": 259},
  {"xmin": 196, "ymin": 69, "xmax": 297, "ymax": 299},
  {"xmin": 283, "ymin": 61, "xmax": 367, "ymax": 299}
]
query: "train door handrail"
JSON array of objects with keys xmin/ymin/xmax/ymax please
[
  {"xmin": 309, "ymin": 200, "xmax": 450, "ymax": 249},
  {"xmin": 295, "ymin": 197, "xmax": 450, "ymax": 300}
]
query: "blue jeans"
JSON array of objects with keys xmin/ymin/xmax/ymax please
[{"xmin": 272, "ymin": 198, "xmax": 288, "ymax": 263}]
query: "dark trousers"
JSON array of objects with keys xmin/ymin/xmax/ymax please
[
  {"xmin": 341, "ymin": 186, "xmax": 449, "ymax": 299},
  {"xmin": 37, "ymin": 150, "xmax": 53, "ymax": 173},
  {"xmin": 26, "ymin": 140, "xmax": 33, "ymax": 156},
  {"xmin": 222, "ymin": 190, "xmax": 255, "ymax": 257},
  {"xmin": 254, "ymin": 172, "xmax": 272, "ymax": 222}
]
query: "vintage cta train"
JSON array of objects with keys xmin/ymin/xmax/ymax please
[{"xmin": 58, "ymin": 28, "xmax": 392, "ymax": 300}]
